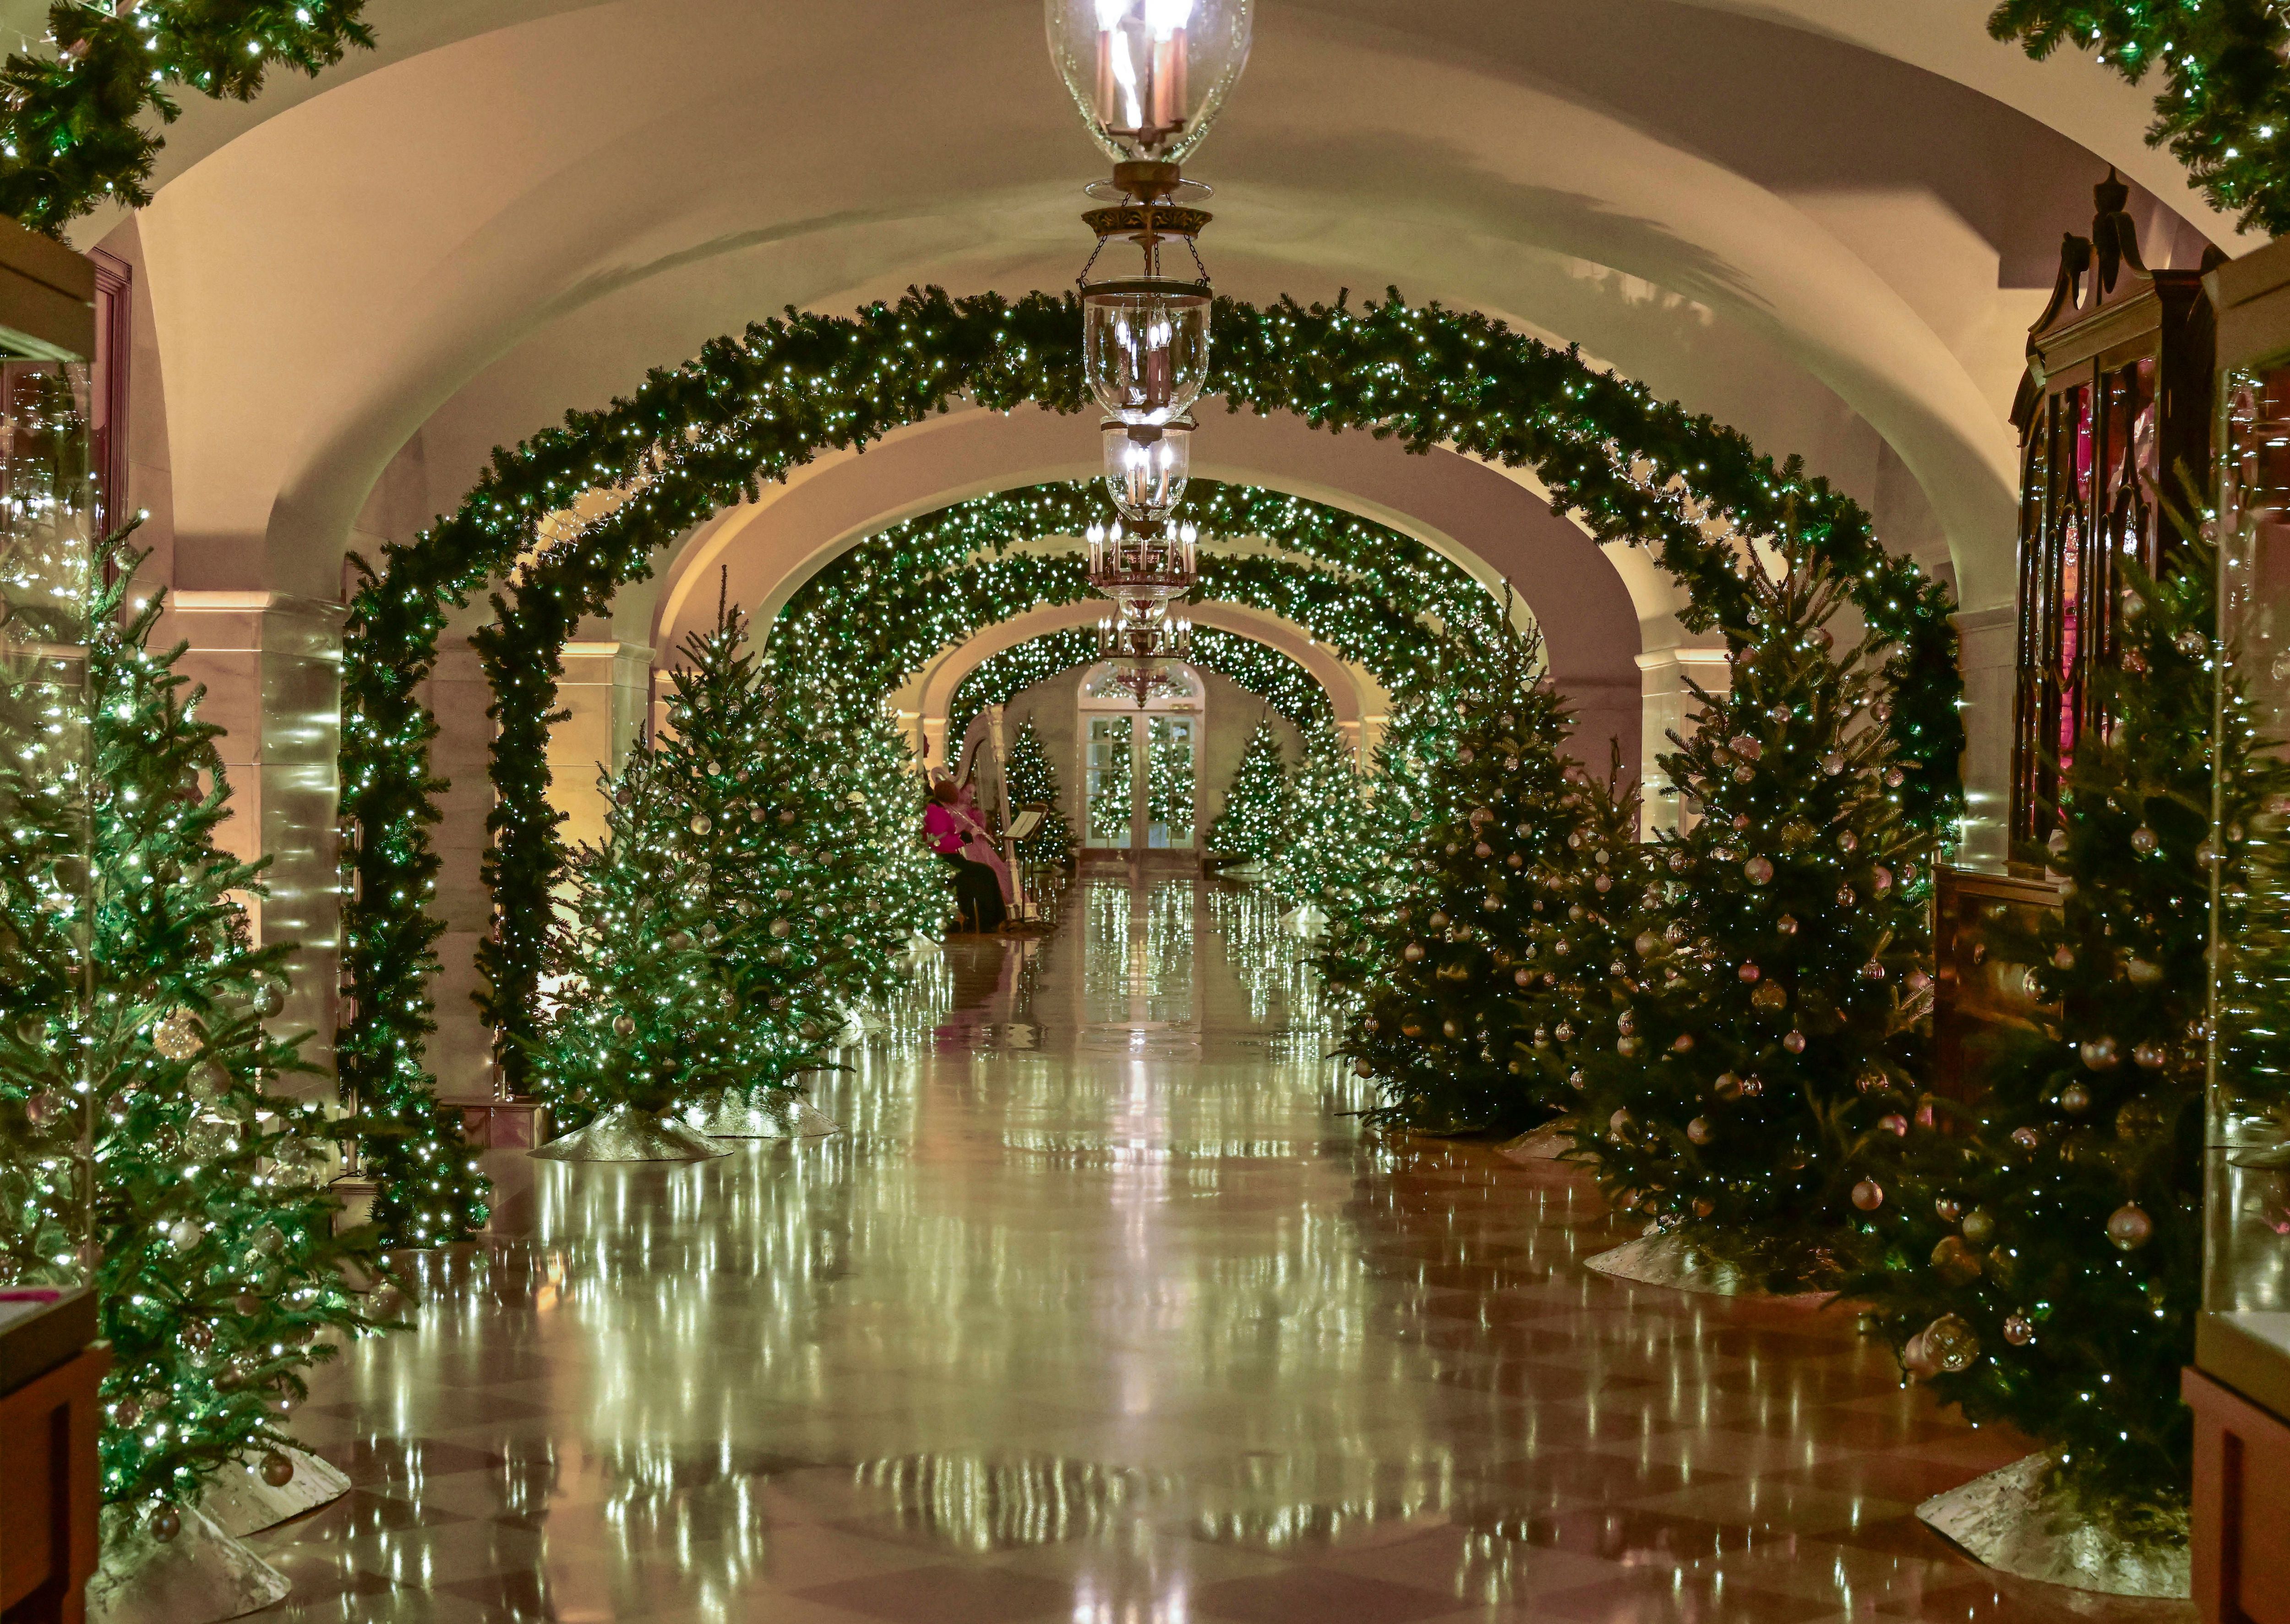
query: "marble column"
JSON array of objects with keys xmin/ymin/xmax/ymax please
[
  {"xmin": 1633, "ymin": 644, "xmax": 1731, "ymax": 838},
  {"xmin": 1952, "ymin": 604, "xmax": 2017, "ymax": 871},
  {"xmin": 159, "ymin": 591, "xmax": 344, "ymax": 1101}
]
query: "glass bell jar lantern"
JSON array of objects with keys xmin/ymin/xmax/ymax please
[
  {"xmin": 1044, "ymin": 0, "xmax": 1254, "ymax": 171},
  {"xmin": 1102, "ymin": 417, "xmax": 1195, "ymax": 519},
  {"xmin": 1053, "ymin": 0, "xmax": 1251, "ymax": 446}
]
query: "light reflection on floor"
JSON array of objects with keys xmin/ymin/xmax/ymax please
[{"xmin": 249, "ymin": 876, "xmax": 2187, "ymax": 1623}]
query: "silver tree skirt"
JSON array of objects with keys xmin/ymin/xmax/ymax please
[
  {"xmin": 202, "ymin": 1445, "xmax": 351, "ymax": 1538},
  {"xmin": 1500, "ymin": 1121, "xmax": 1579, "ymax": 1163},
  {"xmin": 1917, "ymin": 1452, "xmax": 2189, "ymax": 1599},
  {"xmin": 1582, "ymin": 1232, "xmax": 1750, "ymax": 1296},
  {"xmin": 531, "ymin": 1104, "xmax": 729, "ymax": 1161},
  {"xmin": 686, "ymin": 1089, "xmax": 841, "ymax": 1139},
  {"xmin": 87, "ymin": 1503, "xmax": 289, "ymax": 1624}
]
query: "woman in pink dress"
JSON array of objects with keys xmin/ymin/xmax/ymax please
[{"xmin": 924, "ymin": 778, "xmax": 1007, "ymax": 932}]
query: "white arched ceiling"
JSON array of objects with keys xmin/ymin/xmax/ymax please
[{"xmin": 98, "ymin": 0, "xmax": 2223, "ymax": 631}]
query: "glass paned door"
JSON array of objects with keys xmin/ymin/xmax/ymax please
[
  {"xmin": 1146, "ymin": 716, "xmax": 1195, "ymax": 848},
  {"xmin": 1086, "ymin": 718, "xmax": 1134, "ymax": 849}
]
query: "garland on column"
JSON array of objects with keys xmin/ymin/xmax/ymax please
[
  {"xmin": 1987, "ymin": 0, "xmax": 2290, "ymax": 234},
  {"xmin": 339, "ymin": 287, "xmax": 1960, "ymax": 1231},
  {"xmin": 0, "ymin": 0, "xmax": 377, "ymax": 232}
]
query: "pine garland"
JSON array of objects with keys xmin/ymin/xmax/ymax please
[
  {"xmin": 339, "ymin": 288, "xmax": 1960, "ymax": 1231},
  {"xmin": 1988, "ymin": 0, "xmax": 2290, "ymax": 234},
  {"xmin": 0, "ymin": 0, "xmax": 376, "ymax": 233}
]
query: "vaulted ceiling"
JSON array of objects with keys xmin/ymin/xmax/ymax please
[{"xmin": 85, "ymin": 0, "xmax": 2221, "ymax": 644}]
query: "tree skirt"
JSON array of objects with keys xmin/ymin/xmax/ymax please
[
  {"xmin": 687, "ymin": 1090, "xmax": 840, "ymax": 1139},
  {"xmin": 1918, "ymin": 1452, "xmax": 2188, "ymax": 1598},
  {"xmin": 202, "ymin": 1445, "xmax": 351, "ymax": 1538},
  {"xmin": 1500, "ymin": 1121, "xmax": 1579, "ymax": 1163},
  {"xmin": 88, "ymin": 1503, "xmax": 289, "ymax": 1624},
  {"xmin": 531, "ymin": 1105, "xmax": 729, "ymax": 1162},
  {"xmin": 1583, "ymin": 1232, "xmax": 1833, "ymax": 1307}
]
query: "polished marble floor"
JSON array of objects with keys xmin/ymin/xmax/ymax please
[{"xmin": 249, "ymin": 877, "xmax": 2191, "ymax": 1623}]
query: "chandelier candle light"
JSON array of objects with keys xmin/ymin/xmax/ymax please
[{"xmin": 1048, "ymin": 0, "xmax": 1252, "ymax": 523}]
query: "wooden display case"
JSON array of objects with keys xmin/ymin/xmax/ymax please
[{"xmin": 0, "ymin": 1289, "xmax": 106, "ymax": 1624}]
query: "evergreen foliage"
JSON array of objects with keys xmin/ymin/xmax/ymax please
[
  {"xmin": 535, "ymin": 607, "xmax": 949, "ymax": 1132},
  {"xmin": 0, "ymin": 1, "xmax": 377, "ymax": 233},
  {"xmin": 1856, "ymin": 550, "xmax": 2251, "ymax": 1538},
  {"xmin": 1330, "ymin": 626, "xmax": 1581, "ymax": 1133},
  {"xmin": 1570, "ymin": 548, "xmax": 1934, "ymax": 1291},
  {"xmin": 1268, "ymin": 719, "xmax": 1371, "ymax": 911},
  {"xmin": 1514, "ymin": 757, "xmax": 1651, "ymax": 1114},
  {"xmin": 1002, "ymin": 715, "xmax": 1075, "ymax": 871},
  {"xmin": 1209, "ymin": 715, "xmax": 1289, "ymax": 866},
  {"xmin": 1987, "ymin": 0, "xmax": 2290, "ymax": 234},
  {"xmin": 1, "ymin": 541, "xmax": 384, "ymax": 1518}
]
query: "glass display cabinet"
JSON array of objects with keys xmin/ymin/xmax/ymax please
[
  {"xmin": 2009, "ymin": 171, "xmax": 2215, "ymax": 848},
  {"xmin": 2197, "ymin": 236, "xmax": 2290, "ymax": 1624}
]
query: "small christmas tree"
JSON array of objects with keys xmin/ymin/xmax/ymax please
[
  {"xmin": 1087, "ymin": 728, "xmax": 1133, "ymax": 848},
  {"xmin": 1856, "ymin": 550, "xmax": 2249, "ymax": 1542},
  {"xmin": 1209, "ymin": 714, "xmax": 1289, "ymax": 868},
  {"xmin": 1268, "ymin": 719, "xmax": 1369, "ymax": 910},
  {"xmin": 767, "ymin": 669, "xmax": 948, "ymax": 1014},
  {"xmin": 1305, "ymin": 694, "xmax": 1462, "ymax": 999},
  {"xmin": 0, "ymin": 540, "xmax": 384, "ymax": 1530},
  {"xmin": 530, "ymin": 742, "xmax": 746, "ymax": 1159},
  {"xmin": 1571, "ymin": 546, "xmax": 1934, "ymax": 1291},
  {"xmin": 1515, "ymin": 755, "xmax": 1650, "ymax": 1113},
  {"xmin": 1003, "ymin": 714, "xmax": 1074, "ymax": 870},
  {"xmin": 1330, "ymin": 626, "xmax": 1581, "ymax": 1133}
]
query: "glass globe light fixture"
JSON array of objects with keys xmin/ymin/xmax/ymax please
[
  {"xmin": 1101, "ymin": 417, "xmax": 1196, "ymax": 516},
  {"xmin": 1045, "ymin": 0, "xmax": 1254, "ymax": 169}
]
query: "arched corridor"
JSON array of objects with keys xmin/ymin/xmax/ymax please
[{"xmin": 241, "ymin": 878, "xmax": 2100, "ymax": 1624}]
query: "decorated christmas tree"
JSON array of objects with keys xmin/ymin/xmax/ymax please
[
  {"xmin": 1855, "ymin": 550, "xmax": 2249, "ymax": 1541},
  {"xmin": 0, "ymin": 540, "xmax": 384, "ymax": 1534},
  {"xmin": 1571, "ymin": 546, "xmax": 1934, "ymax": 1290},
  {"xmin": 530, "ymin": 740, "xmax": 747, "ymax": 1158},
  {"xmin": 1087, "ymin": 728, "xmax": 1133, "ymax": 849},
  {"xmin": 1003, "ymin": 714, "xmax": 1074, "ymax": 871},
  {"xmin": 1514, "ymin": 755, "xmax": 1649, "ymax": 1116},
  {"xmin": 763, "ymin": 668, "xmax": 949, "ymax": 1015},
  {"xmin": 648, "ymin": 601, "xmax": 845, "ymax": 1134},
  {"xmin": 1303, "ymin": 693, "xmax": 1462, "ymax": 998},
  {"xmin": 1209, "ymin": 714, "xmax": 1289, "ymax": 868},
  {"xmin": 1328, "ymin": 626, "xmax": 1581, "ymax": 1133},
  {"xmin": 1267, "ymin": 718, "xmax": 1369, "ymax": 911}
]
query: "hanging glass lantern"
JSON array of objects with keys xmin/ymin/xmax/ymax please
[
  {"xmin": 1045, "ymin": 0, "xmax": 1254, "ymax": 169},
  {"xmin": 1101, "ymin": 420, "xmax": 1196, "ymax": 518}
]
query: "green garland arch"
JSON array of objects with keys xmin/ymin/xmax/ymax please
[
  {"xmin": 340, "ymin": 286, "xmax": 1961, "ymax": 1245},
  {"xmin": 945, "ymin": 624, "xmax": 1335, "ymax": 754},
  {"xmin": 477, "ymin": 476, "xmax": 1496, "ymax": 1096},
  {"xmin": 1988, "ymin": 0, "xmax": 2290, "ymax": 234}
]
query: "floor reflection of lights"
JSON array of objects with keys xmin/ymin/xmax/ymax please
[{"xmin": 247, "ymin": 876, "xmax": 2166, "ymax": 1623}]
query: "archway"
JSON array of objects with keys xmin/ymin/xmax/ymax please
[{"xmin": 338, "ymin": 287, "xmax": 1961, "ymax": 1244}]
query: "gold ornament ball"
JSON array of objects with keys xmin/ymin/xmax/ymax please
[
  {"xmin": 1850, "ymin": 1179, "xmax": 1885, "ymax": 1211},
  {"xmin": 149, "ymin": 1506, "xmax": 181, "ymax": 1542},
  {"xmin": 1920, "ymin": 1313, "xmax": 1980, "ymax": 1373},
  {"xmin": 2106, "ymin": 1203, "xmax": 2154, "ymax": 1251},
  {"xmin": 2060, "ymin": 1082, "xmax": 2092, "ymax": 1114},
  {"xmin": 2002, "ymin": 1313, "xmax": 2034, "ymax": 1346},
  {"xmin": 261, "ymin": 1451, "xmax": 296, "ymax": 1488},
  {"xmin": 1685, "ymin": 1116, "xmax": 1713, "ymax": 1145},
  {"xmin": 1960, "ymin": 1209, "xmax": 1996, "ymax": 1247}
]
